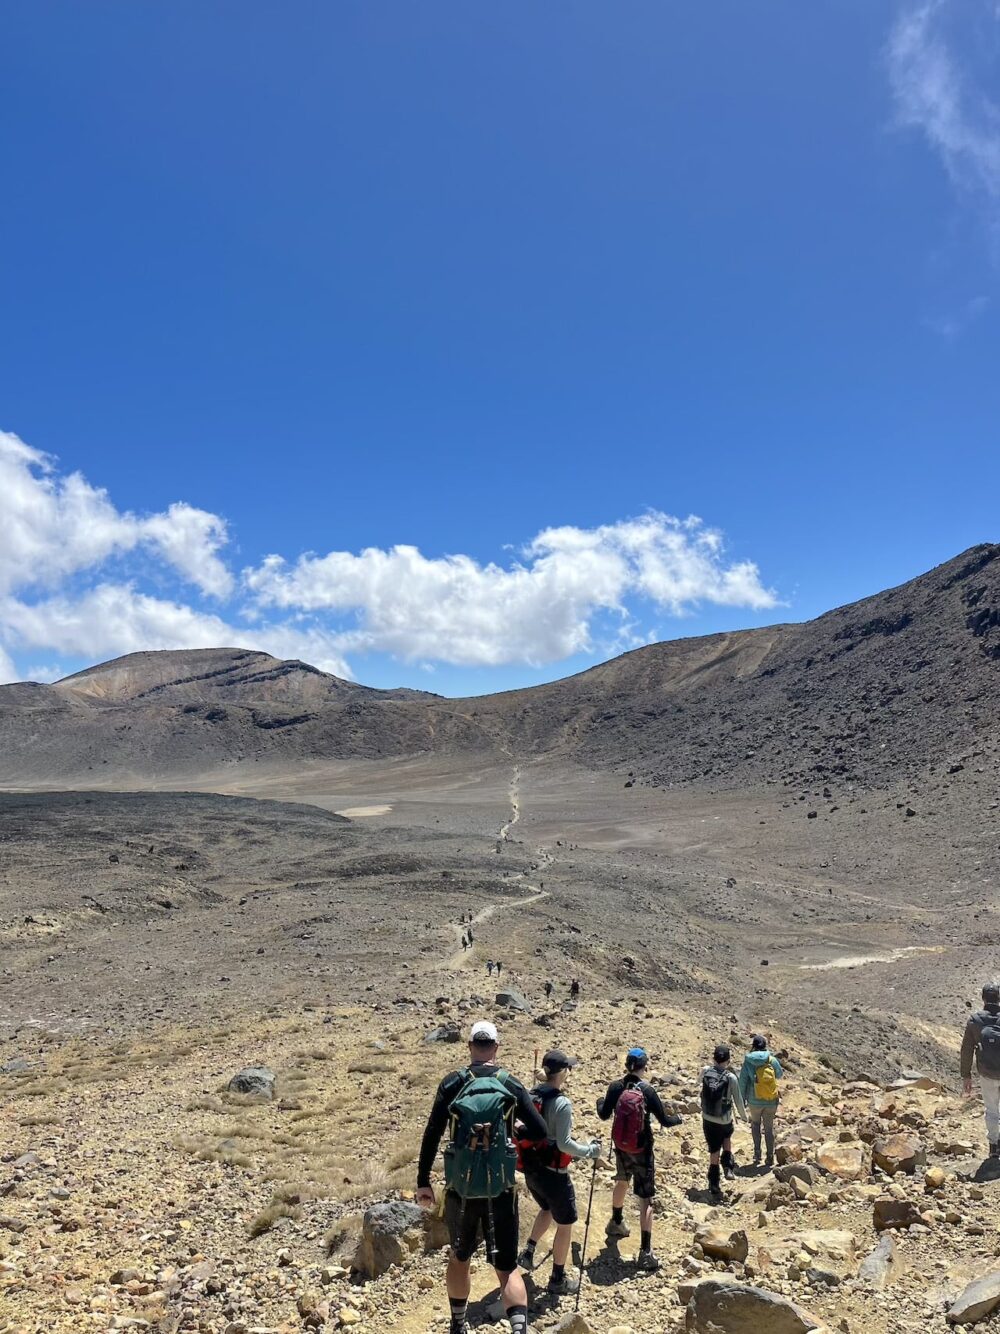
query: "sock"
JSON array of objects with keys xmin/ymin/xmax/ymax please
[
  {"xmin": 524, "ymin": 1237, "xmax": 537, "ymax": 1252},
  {"xmin": 640, "ymin": 1229, "xmax": 652, "ymax": 1253},
  {"xmin": 449, "ymin": 1297, "xmax": 468, "ymax": 1332},
  {"xmin": 551, "ymin": 1263, "xmax": 565, "ymax": 1282},
  {"xmin": 507, "ymin": 1305, "xmax": 529, "ymax": 1334},
  {"xmin": 612, "ymin": 1206, "xmax": 624, "ymax": 1224}
]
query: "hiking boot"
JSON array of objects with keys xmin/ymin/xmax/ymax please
[
  {"xmin": 710, "ymin": 1186, "xmax": 724, "ymax": 1204},
  {"xmin": 636, "ymin": 1249, "xmax": 661, "ymax": 1272},
  {"xmin": 752, "ymin": 1153, "xmax": 762, "ymax": 1167},
  {"xmin": 516, "ymin": 1246, "xmax": 537, "ymax": 1271},
  {"xmin": 547, "ymin": 1272, "xmax": 580, "ymax": 1295},
  {"xmin": 991, "ymin": 1142, "xmax": 1000, "ymax": 1160},
  {"xmin": 721, "ymin": 1150, "xmax": 736, "ymax": 1181},
  {"xmin": 764, "ymin": 1155, "xmax": 774, "ymax": 1168},
  {"xmin": 605, "ymin": 1217, "xmax": 631, "ymax": 1238}
]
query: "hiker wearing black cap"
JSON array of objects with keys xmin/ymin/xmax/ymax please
[
  {"xmin": 516, "ymin": 1050, "xmax": 602, "ymax": 1295},
  {"xmin": 597, "ymin": 1047, "xmax": 682, "ymax": 1272},
  {"xmin": 701, "ymin": 1043, "xmax": 748, "ymax": 1203},
  {"xmin": 962, "ymin": 981, "xmax": 1000, "ymax": 1157},
  {"xmin": 417, "ymin": 1020, "xmax": 546, "ymax": 1334}
]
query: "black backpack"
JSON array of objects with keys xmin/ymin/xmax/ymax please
[
  {"xmin": 979, "ymin": 1013, "xmax": 1000, "ymax": 1077},
  {"xmin": 701, "ymin": 1067, "xmax": 732, "ymax": 1119}
]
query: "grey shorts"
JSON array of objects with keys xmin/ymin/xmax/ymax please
[{"xmin": 613, "ymin": 1148, "xmax": 656, "ymax": 1199}]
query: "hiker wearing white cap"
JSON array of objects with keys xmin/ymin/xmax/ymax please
[
  {"xmin": 417, "ymin": 1021, "xmax": 547, "ymax": 1334},
  {"xmin": 515, "ymin": 1049, "xmax": 603, "ymax": 1295}
]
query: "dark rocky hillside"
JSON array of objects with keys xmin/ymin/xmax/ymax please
[{"xmin": 0, "ymin": 545, "xmax": 997, "ymax": 792}]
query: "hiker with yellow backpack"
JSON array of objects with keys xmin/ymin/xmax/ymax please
[{"xmin": 737, "ymin": 1034, "xmax": 783, "ymax": 1167}]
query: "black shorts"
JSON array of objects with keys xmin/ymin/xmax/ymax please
[
  {"xmin": 702, "ymin": 1120, "xmax": 734, "ymax": 1154},
  {"xmin": 524, "ymin": 1167, "xmax": 578, "ymax": 1225},
  {"xmin": 444, "ymin": 1189, "xmax": 519, "ymax": 1272},
  {"xmin": 613, "ymin": 1148, "xmax": 656, "ymax": 1199}
]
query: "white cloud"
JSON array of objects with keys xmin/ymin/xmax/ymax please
[
  {"xmin": 244, "ymin": 512, "xmax": 778, "ymax": 668},
  {"xmin": 0, "ymin": 432, "xmax": 777, "ymax": 683},
  {"xmin": 0, "ymin": 431, "xmax": 233, "ymax": 598},
  {"xmin": 888, "ymin": 1, "xmax": 1000, "ymax": 203},
  {"xmin": 0, "ymin": 585, "xmax": 352, "ymax": 679},
  {"xmin": 0, "ymin": 644, "xmax": 17, "ymax": 685}
]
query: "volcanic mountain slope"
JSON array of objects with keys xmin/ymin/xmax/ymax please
[{"xmin": 0, "ymin": 544, "xmax": 997, "ymax": 790}]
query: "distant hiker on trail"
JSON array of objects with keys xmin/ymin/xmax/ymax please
[
  {"xmin": 961, "ymin": 981, "xmax": 1000, "ymax": 1157},
  {"xmin": 597, "ymin": 1047, "xmax": 682, "ymax": 1272},
  {"xmin": 544, "ymin": 980, "xmax": 553, "ymax": 1000},
  {"xmin": 701, "ymin": 1043, "xmax": 748, "ymax": 1203},
  {"xmin": 570, "ymin": 979, "xmax": 580, "ymax": 1000},
  {"xmin": 461, "ymin": 934, "xmax": 469, "ymax": 951},
  {"xmin": 496, "ymin": 961, "xmax": 503, "ymax": 979},
  {"xmin": 516, "ymin": 1050, "xmax": 603, "ymax": 1295},
  {"xmin": 738, "ymin": 1034, "xmax": 783, "ymax": 1167},
  {"xmin": 417, "ymin": 1020, "xmax": 547, "ymax": 1334},
  {"xmin": 487, "ymin": 960, "xmax": 495, "ymax": 976},
  {"xmin": 467, "ymin": 928, "xmax": 474, "ymax": 944}
]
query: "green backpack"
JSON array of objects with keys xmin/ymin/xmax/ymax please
[{"xmin": 443, "ymin": 1069, "xmax": 518, "ymax": 1199}]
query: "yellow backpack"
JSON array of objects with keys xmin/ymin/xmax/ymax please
[{"xmin": 754, "ymin": 1058, "xmax": 778, "ymax": 1101}]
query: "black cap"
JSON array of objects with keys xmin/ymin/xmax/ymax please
[
  {"xmin": 984, "ymin": 982, "xmax": 1000, "ymax": 1005},
  {"xmin": 751, "ymin": 1034, "xmax": 767, "ymax": 1051},
  {"xmin": 542, "ymin": 1049, "xmax": 578, "ymax": 1072},
  {"xmin": 714, "ymin": 1043, "xmax": 731, "ymax": 1064}
]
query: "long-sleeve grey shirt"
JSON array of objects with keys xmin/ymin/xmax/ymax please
[
  {"xmin": 701, "ymin": 1066, "xmax": 748, "ymax": 1126},
  {"xmin": 535, "ymin": 1086, "xmax": 599, "ymax": 1173}
]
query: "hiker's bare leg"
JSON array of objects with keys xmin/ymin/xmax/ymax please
[
  {"xmin": 709, "ymin": 1150, "xmax": 721, "ymax": 1167},
  {"xmin": 612, "ymin": 1180, "xmax": 629, "ymax": 1210},
  {"xmin": 446, "ymin": 1256, "xmax": 472, "ymax": 1301},
  {"xmin": 552, "ymin": 1222, "xmax": 573, "ymax": 1266},
  {"xmin": 639, "ymin": 1198, "xmax": 653, "ymax": 1234},
  {"xmin": 497, "ymin": 1268, "xmax": 528, "ymax": 1310},
  {"xmin": 529, "ymin": 1208, "xmax": 553, "ymax": 1245},
  {"xmin": 723, "ymin": 1136, "xmax": 733, "ymax": 1156}
]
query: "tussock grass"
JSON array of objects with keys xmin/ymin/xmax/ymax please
[
  {"xmin": 186, "ymin": 1095, "xmax": 225, "ymax": 1113},
  {"xmin": 18, "ymin": 1113, "xmax": 59, "ymax": 1127},
  {"xmin": 346, "ymin": 1061, "xmax": 395, "ymax": 1076},
  {"xmin": 248, "ymin": 1200, "xmax": 303, "ymax": 1237},
  {"xmin": 324, "ymin": 1214, "xmax": 362, "ymax": 1259},
  {"xmin": 386, "ymin": 1130, "xmax": 421, "ymax": 1172}
]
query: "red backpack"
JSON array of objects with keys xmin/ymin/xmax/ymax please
[
  {"xmin": 514, "ymin": 1086, "xmax": 573, "ymax": 1173},
  {"xmin": 611, "ymin": 1085, "xmax": 646, "ymax": 1154}
]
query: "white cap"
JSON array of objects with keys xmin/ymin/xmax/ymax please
[{"xmin": 470, "ymin": 1020, "xmax": 499, "ymax": 1044}]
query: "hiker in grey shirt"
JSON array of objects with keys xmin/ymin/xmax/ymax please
[
  {"xmin": 516, "ymin": 1049, "xmax": 602, "ymax": 1296},
  {"xmin": 700, "ymin": 1043, "xmax": 748, "ymax": 1203}
]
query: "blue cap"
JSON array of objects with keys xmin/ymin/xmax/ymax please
[{"xmin": 625, "ymin": 1047, "xmax": 648, "ymax": 1069}]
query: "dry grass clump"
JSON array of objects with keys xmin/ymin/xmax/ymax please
[
  {"xmin": 324, "ymin": 1214, "xmax": 362, "ymax": 1260},
  {"xmin": 248, "ymin": 1199, "xmax": 303, "ymax": 1237},
  {"xmin": 386, "ymin": 1130, "xmax": 421, "ymax": 1171},
  {"xmin": 346, "ymin": 1060, "xmax": 395, "ymax": 1076},
  {"xmin": 174, "ymin": 1134, "xmax": 253, "ymax": 1168},
  {"xmin": 18, "ymin": 1112, "xmax": 59, "ymax": 1127},
  {"xmin": 186, "ymin": 1094, "xmax": 225, "ymax": 1113}
]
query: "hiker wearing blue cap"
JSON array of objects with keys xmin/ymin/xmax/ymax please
[{"xmin": 596, "ymin": 1047, "xmax": 682, "ymax": 1272}]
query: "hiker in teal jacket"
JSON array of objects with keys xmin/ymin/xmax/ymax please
[{"xmin": 738, "ymin": 1034, "xmax": 783, "ymax": 1166}]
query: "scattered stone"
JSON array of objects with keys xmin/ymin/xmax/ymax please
[
  {"xmin": 495, "ymin": 988, "xmax": 531, "ymax": 1012},
  {"xmin": 857, "ymin": 1235, "xmax": 900, "ymax": 1290},
  {"xmin": 693, "ymin": 1224, "xmax": 749, "ymax": 1263},
  {"xmin": 948, "ymin": 1272, "xmax": 1000, "ymax": 1324},
  {"xmin": 226, "ymin": 1066, "xmax": 275, "ymax": 1099},
  {"xmin": 816, "ymin": 1143, "xmax": 866, "ymax": 1181},
  {"xmin": 423, "ymin": 1024, "xmax": 460, "ymax": 1043},
  {"xmin": 352, "ymin": 1200, "xmax": 447, "ymax": 1279},
  {"xmin": 872, "ymin": 1132, "xmax": 925, "ymax": 1176},
  {"xmin": 873, "ymin": 1197, "xmax": 928, "ymax": 1232},
  {"xmin": 685, "ymin": 1279, "xmax": 825, "ymax": 1332}
]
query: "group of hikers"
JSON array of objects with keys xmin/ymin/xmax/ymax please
[{"xmin": 415, "ymin": 1020, "xmax": 783, "ymax": 1334}]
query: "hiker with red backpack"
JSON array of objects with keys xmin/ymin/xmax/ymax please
[
  {"xmin": 701, "ymin": 1043, "xmax": 748, "ymax": 1204},
  {"xmin": 416, "ymin": 1020, "xmax": 548, "ymax": 1334},
  {"xmin": 596, "ymin": 1047, "xmax": 682, "ymax": 1272},
  {"xmin": 737, "ymin": 1034, "xmax": 783, "ymax": 1167},
  {"xmin": 515, "ymin": 1049, "xmax": 604, "ymax": 1295},
  {"xmin": 961, "ymin": 981, "xmax": 1000, "ymax": 1158}
]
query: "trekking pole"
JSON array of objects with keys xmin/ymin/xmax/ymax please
[{"xmin": 575, "ymin": 1148, "xmax": 599, "ymax": 1313}]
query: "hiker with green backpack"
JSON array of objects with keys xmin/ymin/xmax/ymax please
[
  {"xmin": 737, "ymin": 1034, "xmax": 783, "ymax": 1167},
  {"xmin": 416, "ymin": 1020, "xmax": 547, "ymax": 1334},
  {"xmin": 701, "ymin": 1043, "xmax": 748, "ymax": 1204},
  {"xmin": 596, "ymin": 1047, "xmax": 683, "ymax": 1272}
]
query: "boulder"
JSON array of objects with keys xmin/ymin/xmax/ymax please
[
  {"xmin": 858, "ymin": 1235, "xmax": 901, "ymax": 1290},
  {"xmin": 495, "ymin": 989, "xmax": 531, "ymax": 1012},
  {"xmin": 815, "ymin": 1143, "xmax": 866, "ymax": 1181},
  {"xmin": 226, "ymin": 1066, "xmax": 275, "ymax": 1099},
  {"xmin": 872, "ymin": 1198, "xmax": 928, "ymax": 1232},
  {"xmin": 872, "ymin": 1132, "xmax": 925, "ymax": 1176},
  {"xmin": 685, "ymin": 1279, "xmax": 825, "ymax": 1333},
  {"xmin": 423, "ymin": 1025, "xmax": 461, "ymax": 1044},
  {"xmin": 775, "ymin": 1163, "xmax": 817, "ymax": 1188},
  {"xmin": 352, "ymin": 1201, "xmax": 447, "ymax": 1279},
  {"xmin": 791, "ymin": 1230, "xmax": 855, "ymax": 1263},
  {"xmin": 948, "ymin": 1273, "xmax": 1000, "ymax": 1325},
  {"xmin": 552, "ymin": 1315, "xmax": 595, "ymax": 1334},
  {"xmin": 693, "ymin": 1225, "xmax": 749, "ymax": 1263}
]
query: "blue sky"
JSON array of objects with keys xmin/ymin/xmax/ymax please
[{"xmin": 2, "ymin": 1, "xmax": 998, "ymax": 693}]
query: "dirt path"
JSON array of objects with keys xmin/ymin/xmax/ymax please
[
  {"xmin": 442, "ymin": 884, "xmax": 550, "ymax": 970},
  {"xmin": 498, "ymin": 765, "xmax": 521, "ymax": 842}
]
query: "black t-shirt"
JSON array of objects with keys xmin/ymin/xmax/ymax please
[{"xmin": 597, "ymin": 1074, "xmax": 681, "ymax": 1153}]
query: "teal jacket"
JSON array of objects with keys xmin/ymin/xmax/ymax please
[{"xmin": 738, "ymin": 1050, "xmax": 783, "ymax": 1108}]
